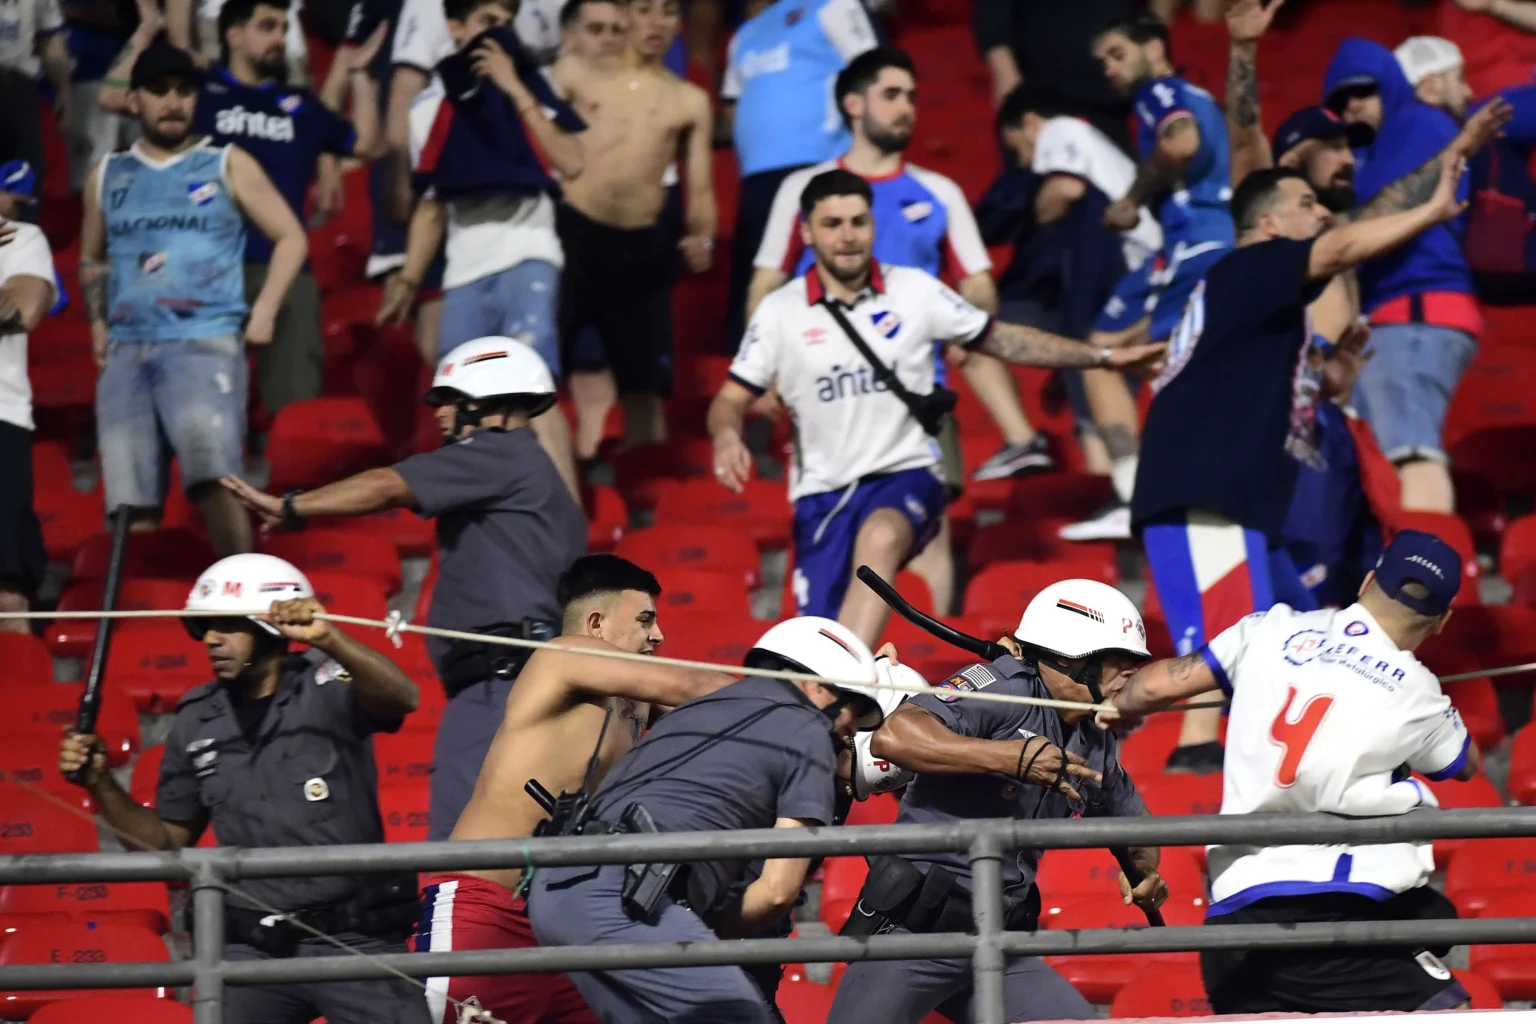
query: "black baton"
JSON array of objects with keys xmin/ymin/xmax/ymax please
[
  {"xmin": 66, "ymin": 505, "xmax": 134, "ymax": 784},
  {"xmin": 855, "ymin": 565, "xmax": 1166, "ymax": 927}
]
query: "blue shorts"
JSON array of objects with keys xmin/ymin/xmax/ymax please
[
  {"xmin": 1350, "ymin": 322, "xmax": 1477, "ymax": 465},
  {"xmin": 791, "ymin": 466, "xmax": 946, "ymax": 618},
  {"xmin": 96, "ymin": 336, "xmax": 247, "ymax": 510},
  {"xmin": 1142, "ymin": 508, "xmax": 1308, "ymax": 656},
  {"xmin": 1094, "ymin": 243, "xmax": 1229, "ymax": 340},
  {"xmin": 438, "ymin": 260, "xmax": 562, "ymax": 378}
]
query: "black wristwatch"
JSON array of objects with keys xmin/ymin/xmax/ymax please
[{"xmin": 281, "ymin": 489, "xmax": 306, "ymax": 530}]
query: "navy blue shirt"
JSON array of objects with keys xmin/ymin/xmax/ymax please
[
  {"xmin": 194, "ymin": 66, "xmax": 357, "ymax": 262},
  {"xmin": 1132, "ymin": 238, "xmax": 1328, "ymax": 540}
]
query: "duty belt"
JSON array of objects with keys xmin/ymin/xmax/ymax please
[{"xmin": 439, "ymin": 619, "xmax": 559, "ymax": 699}]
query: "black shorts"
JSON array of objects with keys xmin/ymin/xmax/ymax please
[
  {"xmin": 557, "ymin": 202, "xmax": 676, "ymax": 398},
  {"xmin": 1200, "ymin": 890, "xmax": 1467, "ymax": 1014},
  {"xmin": 0, "ymin": 420, "xmax": 46, "ymax": 596}
]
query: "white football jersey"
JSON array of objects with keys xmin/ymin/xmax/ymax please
[
  {"xmin": 1201, "ymin": 603, "xmax": 1470, "ymax": 914},
  {"xmin": 730, "ymin": 263, "xmax": 990, "ymax": 500},
  {"xmin": 1031, "ymin": 117, "xmax": 1162, "ymax": 271}
]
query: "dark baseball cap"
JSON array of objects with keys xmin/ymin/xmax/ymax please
[
  {"xmin": 1374, "ymin": 529, "xmax": 1463, "ymax": 616},
  {"xmin": 1273, "ymin": 105, "xmax": 1376, "ymax": 161},
  {"xmin": 130, "ymin": 43, "xmax": 204, "ymax": 91}
]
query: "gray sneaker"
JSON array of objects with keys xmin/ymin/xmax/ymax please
[
  {"xmin": 971, "ymin": 437, "xmax": 1054, "ymax": 482},
  {"xmin": 1059, "ymin": 501, "xmax": 1131, "ymax": 541}
]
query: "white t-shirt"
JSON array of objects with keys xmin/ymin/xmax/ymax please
[
  {"xmin": 730, "ymin": 263, "xmax": 991, "ymax": 500},
  {"xmin": 407, "ymin": 78, "xmax": 563, "ymax": 289},
  {"xmin": 0, "ymin": 0, "xmax": 62, "ymax": 78},
  {"xmin": 1032, "ymin": 117, "xmax": 1161, "ymax": 271},
  {"xmin": 1201, "ymin": 603, "xmax": 1471, "ymax": 915},
  {"xmin": 0, "ymin": 222, "xmax": 59, "ymax": 431},
  {"xmin": 392, "ymin": 0, "xmax": 454, "ymax": 73}
]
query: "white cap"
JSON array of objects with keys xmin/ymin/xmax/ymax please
[
  {"xmin": 746, "ymin": 617, "xmax": 885, "ymax": 730},
  {"xmin": 1395, "ymin": 36, "xmax": 1464, "ymax": 86},
  {"xmin": 850, "ymin": 658, "xmax": 923, "ymax": 799},
  {"xmin": 185, "ymin": 554, "xmax": 313, "ymax": 639},
  {"xmin": 424, "ymin": 336, "xmax": 557, "ymax": 415},
  {"xmin": 1014, "ymin": 579, "xmax": 1150, "ymax": 661}
]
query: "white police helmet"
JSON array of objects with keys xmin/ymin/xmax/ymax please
[
  {"xmin": 184, "ymin": 554, "xmax": 313, "ymax": 640},
  {"xmin": 745, "ymin": 617, "xmax": 885, "ymax": 730},
  {"xmin": 850, "ymin": 658, "xmax": 925, "ymax": 799},
  {"xmin": 1014, "ymin": 579, "xmax": 1150, "ymax": 661},
  {"xmin": 424, "ymin": 336, "xmax": 557, "ymax": 416}
]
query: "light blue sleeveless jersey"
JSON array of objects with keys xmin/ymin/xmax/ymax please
[{"xmin": 100, "ymin": 141, "xmax": 247, "ymax": 341}]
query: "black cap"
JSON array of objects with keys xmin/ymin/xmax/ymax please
[
  {"xmin": 130, "ymin": 43, "xmax": 204, "ymax": 91},
  {"xmin": 1272, "ymin": 105, "xmax": 1376, "ymax": 161}
]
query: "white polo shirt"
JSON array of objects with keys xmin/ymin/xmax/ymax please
[
  {"xmin": 0, "ymin": 222, "xmax": 59, "ymax": 431},
  {"xmin": 730, "ymin": 261, "xmax": 991, "ymax": 501},
  {"xmin": 1032, "ymin": 116, "xmax": 1162, "ymax": 271},
  {"xmin": 0, "ymin": 0, "xmax": 62, "ymax": 78},
  {"xmin": 1200, "ymin": 603, "xmax": 1470, "ymax": 916}
]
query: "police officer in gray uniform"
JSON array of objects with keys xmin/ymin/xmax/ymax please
[
  {"xmin": 59, "ymin": 554, "xmax": 429, "ymax": 1024},
  {"xmin": 223, "ymin": 336, "xmax": 586, "ymax": 839},
  {"xmin": 828, "ymin": 579, "xmax": 1171, "ymax": 1024},
  {"xmin": 526, "ymin": 616, "xmax": 886, "ymax": 1024}
]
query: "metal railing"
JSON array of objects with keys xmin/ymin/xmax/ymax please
[{"xmin": 3, "ymin": 807, "xmax": 1535, "ymax": 1024}]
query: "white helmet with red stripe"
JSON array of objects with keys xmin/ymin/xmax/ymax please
[
  {"xmin": 424, "ymin": 336, "xmax": 557, "ymax": 416},
  {"xmin": 184, "ymin": 553, "xmax": 313, "ymax": 639},
  {"xmin": 1014, "ymin": 579, "xmax": 1150, "ymax": 660},
  {"xmin": 745, "ymin": 617, "xmax": 885, "ymax": 730},
  {"xmin": 851, "ymin": 657, "xmax": 924, "ymax": 798}
]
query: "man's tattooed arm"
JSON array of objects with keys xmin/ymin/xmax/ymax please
[
  {"xmin": 1341, "ymin": 99, "xmax": 1513, "ymax": 224},
  {"xmin": 1115, "ymin": 651, "xmax": 1220, "ymax": 715},
  {"xmin": 975, "ymin": 320, "xmax": 1106, "ymax": 369},
  {"xmin": 1227, "ymin": 42, "xmax": 1261, "ymax": 133},
  {"xmin": 80, "ymin": 260, "xmax": 110, "ymax": 324}
]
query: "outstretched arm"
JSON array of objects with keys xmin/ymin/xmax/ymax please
[
  {"xmin": 545, "ymin": 635, "xmax": 735, "ymax": 707},
  {"xmin": 1343, "ymin": 99, "xmax": 1511, "ymax": 223},
  {"xmin": 1114, "ymin": 652, "xmax": 1223, "ymax": 715},
  {"xmin": 1310, "ymin": 152, "xmax": 1469, "ymax": 280},
  {"xmin": 1455, "ymin": 0, "xmax": 1536, "ymax": 32},
  {"xmin": 961, "ymin": 319, "xmax": 1166, "ymax": 373},
  {"xmin": 1224, "ymin": 0, "xmax": 1285, "ymax": 182},
  {"xmin": 221, "ymin": 468, "xmax": 419, "ymax": 527}
]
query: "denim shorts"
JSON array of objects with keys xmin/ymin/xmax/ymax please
[
  {"xmin": 437, "ymin": 259, "xmax": 562, "ymax": 379},
  {"xmin": 1350, "ymin": 322, "xmax": 1477, "ymax": 464},
  {"xmin": 96, "ymin": 335, "xmax": 247, "ymax": 510}
]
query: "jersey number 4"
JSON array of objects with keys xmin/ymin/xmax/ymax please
[{"xmin": 1269, "ymin": 686, "xmax": 1335, "ymax": 788}]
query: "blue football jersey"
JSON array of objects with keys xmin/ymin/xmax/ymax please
[{"xmin": 1133, "ymin": 76, "xmax": 1235, "ymax": 252}]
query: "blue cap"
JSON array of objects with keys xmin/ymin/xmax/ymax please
[
  {"xmin": 0, "ymin": 160, "xmax": 36, "ymax": 198},
  {"xmin": 1374, "ymin": 529, "xmax": 1463, "ymax": 615},
  {"xmin": 1272, "ymin": 105, "xmax": 1376, "ymax": 161}
]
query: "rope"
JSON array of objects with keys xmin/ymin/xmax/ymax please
[{"xmin": 3, "ymin": 605, "xmax": 1526, "ymax": 713}]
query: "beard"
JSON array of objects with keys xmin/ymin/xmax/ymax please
[
  {"xmin": 1314, "ymin": 182, "xmax": 1357, "ymax": 213},
  {"xmin": 863, "ymin": 116, "xmax": 913, "ymax": 155},
  {"xmin": 255, "ymin": 50, "xmax": 288, "ymax": 82},
  {"xmin": 142, "ymin": 120, "xmax": 191, "ymax": 149}
]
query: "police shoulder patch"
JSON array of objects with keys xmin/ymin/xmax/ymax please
[
  {"xmin": 935, "ymin": 664, "xmax": 997, "ymax": 703},
  {"xmin": 314, "ymin": 659, "xmax": 352, "ymax": 686}
]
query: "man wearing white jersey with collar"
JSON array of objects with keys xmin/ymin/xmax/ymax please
[
  {"xmin": 710, "ymin": 168, "xmax": 1163, "ymax": 648},
  {"xmin": 1113, "ymin": 528, "xmax": 1480, "ymax": 1014}
]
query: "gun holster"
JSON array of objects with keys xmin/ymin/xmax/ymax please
[
  {"xmin": 839, "ymin": 855, "xmax": 954, "ymax": 937},
  {"xmin": 618, "ymin": 803, "xmax": 685, "ymax": 922},
  {"xmin": 439, "ymin": 620, "xmax": 556, "ymax": 698}
]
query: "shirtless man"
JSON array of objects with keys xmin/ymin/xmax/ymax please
[
  {"xmin": 415, "ymin": 553, "xmax": 734, "ymax": 1024},
  {"xmin": 551, "ymin": 0, "xmax": 716, "ymax": 450}
]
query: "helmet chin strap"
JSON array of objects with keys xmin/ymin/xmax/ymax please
[
  {"xmin": 1034, "ymin": 652, "xmax": 1107, "ymax": 705},
  {"xmin": 449, "ymin": 398, "xmax": 490, "ymax": 441}
]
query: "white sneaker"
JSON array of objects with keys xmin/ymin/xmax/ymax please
[{"xmin": 1059, "ymin": 502, "xmax": 1131, "ymax": 542}]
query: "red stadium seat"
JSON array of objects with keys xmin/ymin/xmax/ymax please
[
  {"xmin": 656, "ymin": 569, "xmax": 753, "ymax": 618},
  {"xmin": 616, "ymin": 525, "xmax": 760, "ymax": 589},
  {"xmin": 1136, "ymin": 775, "xmax": 1223, "ymax": 868},
  {"xmin": 1456, "ymin": 968, "xmax": 1506, "ymax": 1009},
  {"xmin": 1044, "ymin": 896, "xmax": 1205, "ymax": 1003},
  {"xmin": 584, "ymin": 485, "xmax": 627, "ymax": 553},
  {"xmin": 373, "ymin": 730, "xmax": 434, "ymax": 789},
  {"xmin": 70, "ymin": 529, "xmax": 216, "ymax": 586},
  {"xmin": 326, "ymin": 508, "xmax": 435, "ymax": 559},
  {"xmin": 265, "ymin": 397, "xmax": 390, "ymax": 493},
  {"xmin": 1502, "ymin": 514, "xmax": 1536, "ymax": 581},
  {"xmin": 774, "ymin": 978, "xmax": 836, "ymax": 1024},
  {"xmin": 1384, "ymin": 511, "xmax": 1480, "ymax": 603},
  {"xmin": 1418, "ymin": 604, "xmax": 1536, "ymax": 673},
  {"xmin": 963, "ymin": 521, "xmax": 1117, "ymax": 577},
  {"xmin": 0, "ymin": 735, "xmax": 91, "ymax": 812},
  {"xmin": 1470, "ymin": 892, "xmax": 1536, "ymax": 999},
  {"xmin": 1417, "ymin": 770, "xmax": 1505, "ymax": 867},
  {"xmin": 304, "ymin": 571, "xmax": 390, "ymax": 622},
  {"xmin": 1444, "ymin": 676, "xmax": 1506, "ymax": 752},
  {"xmin": 0, "ymin": 882, "xmax": 171, "ymax": 935},
  {"xmin": 1119, "ymin": 714, "xmax": 1228, "ymax": 779},
  {"xmin": 404, "ymin": 667, "xmax": 446, "ymax": 732},
  {"xmin": 0, "ymin": 790, "xmax": 98, "ymax": 856},
  {"xmin": 612, "ymin": 440, "xmax": 716, "ymax": 511},
  {"xmin": 1510, "ymin": 725, "xmax": 1536, "ymax": 806},
  {"xmin": 34, "ymin": 486, "xmax": 105, "ymax": 562},
  {"xmin": 1109, "ymin": 965, "xmax": 1212, "ymax": 1017},
  {"xmin": 0, "ymin": 632, "xmax": 55, "ymax": 685},
  {"xmin": 129, "ymin": 746, "xmax": 162, "ymax": 807},
  {"xmin": 1446, "ymin": 839, "xmax": 1536, "ymax": 916},
  {"xmin": 963, "ymin": 560, "xmax": 1121, "ymax": 637},
  {"xmin": 844, "ymin": 792, "xmax": 898, "ymax": 827},
  {"xmin": 671, "ymin": 354, "xmax": 734, "ymax": 399},
  {"xmin": 7, "ymin": 684, "xmax": 139, "ymax": 764},
  {"xmin": 105, "ymin": 622, "xmax": 208, "ymax": 711},
  {"xmin": 31, "ymin": 441, "xmax": 74, "ymax": 491},
  {"xmin": 0, "ymin": 923, "xmax": 170, "ymax": 1017},
  {"xmin": 1450, "ymin": 425, "xmax": 1536, "ymax": 500},
  {"xmin": 29, "ymin": 356, "xmax": 96, "ymax": 412},
  {"xmin": 652, "ymin": 478, "xmax": 792, "ymax": 549},
  {"xmin": 30, "ymin": 996, "xmax": 190, "ymax": 1024},
  {"xmin": 819, "ymin": 857, "xmax": 868, "ymax": 933},
  {"xmin": 1005, "ymin": 473, "xmax": 1117, "ymax": 521},
  {"xmin": 877, "ymin": 611, "xmax": 974, "ymax": 684},
  {"xmin": 1037, "ymin": 847, "xmax": 1206, "ymax": 917},
  {"xmin": 379, "ymin": 784, "xmax": 431, "ymax": 843},
  {"xmin": 261, "ymin": 529, "xmax": 403, "ymax": 596},
  {"xmin": 658, "ymin": 611, "xmax": 760, "ymax": 668},
  {"xmin": 46, "ymin": 579, "xmax": 193, "ymax": 659}
]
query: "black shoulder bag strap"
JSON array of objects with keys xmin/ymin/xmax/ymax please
[{"xmin": 821, "ymin": 297, "xmax": 956, "ymax": 436}]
